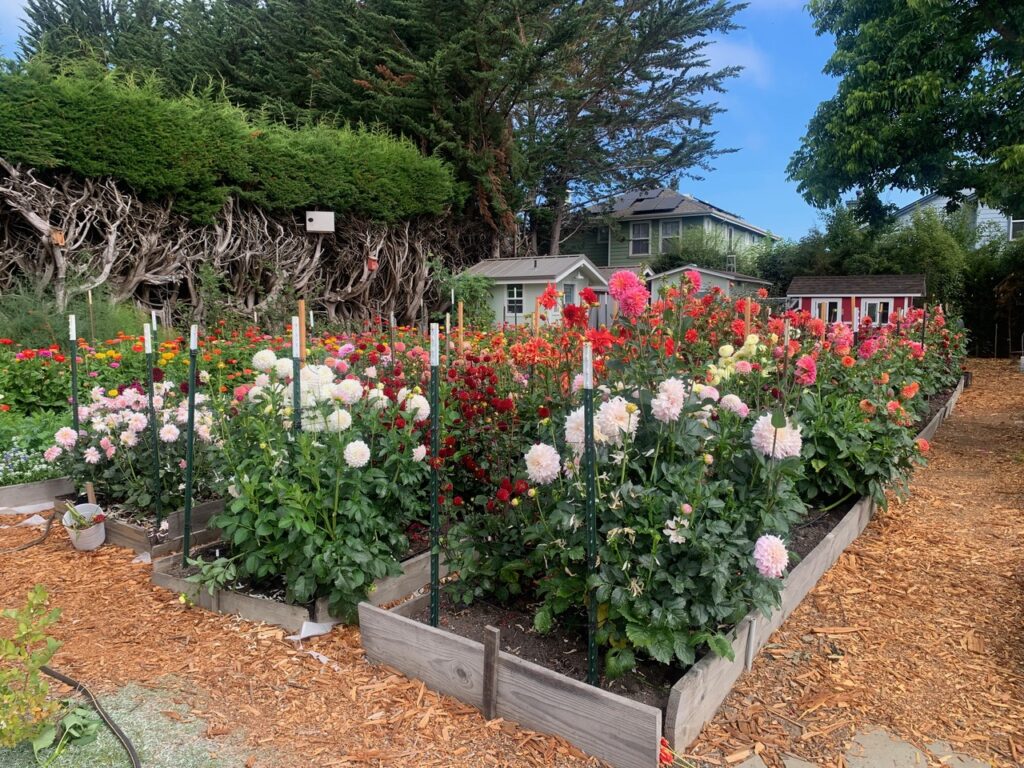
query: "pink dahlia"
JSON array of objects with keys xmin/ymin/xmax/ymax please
[
  {"xmin": 754, "ymin": 534, "xmax": 789, "ymax": 578},
  {"xmin": 794, "ymin": 355, "xmax": 817, "ymax": 386},
  {"xmin": 750, "ymin": 413, "xmax": 802, "ymax": 460},
  {"xmin": 608, "ymin": 270, "xmax": 643, "ymax": 301},
  {"xmin": 617, "ymin": 286, "xmax": 650, "ymax": 318}
]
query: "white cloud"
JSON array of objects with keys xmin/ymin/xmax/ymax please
[{"xmin": 705, "ymin": 38, "xmax": 772, "ymax": 89}]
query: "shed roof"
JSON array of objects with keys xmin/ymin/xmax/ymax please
[
  {"xmin": 652, "ymin": 263, "xmax": 771, "ymax": 286},
  {"xmin": 787, "ymin": 274, "xmax": 926, "ymax": 297},
  {"xmin": 461, "ymin": 255, "xmax": 607, "ymax": 285}
]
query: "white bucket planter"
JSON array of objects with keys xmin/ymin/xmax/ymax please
[{"xmin": 62, "ymin": 503, "xmax": 106, "ymax": 551}]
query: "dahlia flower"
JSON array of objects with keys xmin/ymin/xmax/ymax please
[
  {"xmin": 43, "ymin": 446, "xmax": 63, "ymax": 462},
  {"xmin": 327, "ymin": 409, "xmax": 352, "ymax": 433},
  {"xmin": 344, "ymin": 440, "xmax": 371, "ymax": 468},
  {"xmin": 607, "ymin": 270, "xmax": 643, "ymax": 301},
  {"xmin": 412, "ymin": 445, "xmax": 428, "ymax": 462},
  {"xmin": 753, "ymin": 534, "xmax": 789, "ymax": 578},
  {"xmin": 334, "ymin": 379, "xmax": 363, "ymax": 405},
  {"xmin": 651, "ymin": 377, "xmax": 689, "ymax": 423},
  {"xmin": 524, "ymin": 443, "xmax": 561, "ymax": 485},
  {"xmin": 719, "ymin": 394, "xmax": 749, "ymax": 418},
  {"xmin": 252, "ymin": 349, "xmax": 277, "ymax": 372},
  {"xmin": 55, "ymin": 427, "xmax": 78, "ymax": 448},
  {"xmin": 794, "ymin": 355, "xmax": 817, "ymax": 386},
  {"xmin": 406, "ymin": 394, "xmax": 430, "ymax": 421},
  {"xmin": 750, "ymin": 413, "xmax": 802, "ymax": 460},
  {"xmin": 159, "ymin": 424, "xmax": 180, "ymax": 443},
  {"xmin": 273, "ymin": 358, "xmax": 294, "ymax": 379},
  {"xmin": 663, "ymin": 517, "xmax": 688, "ymax": 544},
  {"xmin": 83, "ymin": 447, "xmax": 101, "ymax": 465}
]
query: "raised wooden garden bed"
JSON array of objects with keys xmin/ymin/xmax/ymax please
[
  {"xmin": 151, "ymin": 547, "xmax": 448, "ymax": 633},
  {"xmin": 0, "ymin": 476, "xmax": 75, "ymax": 512},
  {"xmin": 104, "ymin": 498, "xmax": 223, "ymax": 556},
  {"xmin": 357, "ymin": 378, "xmax": 965, "ymax": 768}
]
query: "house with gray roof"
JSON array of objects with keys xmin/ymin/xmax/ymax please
[
  {"xmin": 562, "ymin": 188, "xmax": 780, "ymax": 270},
  {"xmin": 460, "ymin": 255, "xmax": 608, "ymax": 325},
  {"xmin": 894, "ymin": 192, "xmax": 1022, "ymax": 244}
]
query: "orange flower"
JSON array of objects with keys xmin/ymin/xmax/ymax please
[
  {"xmin": 915, "ymin": 438, "xmax": 930, "ymax": 453},
  {"xmin": 859, "ymin": 399, "xmax": 876, "ymax": 415},
  {"xmin": 900, "ymin": 381, "xmax": 919, "ymax": 400},
  {"xmin": 841, "ymin": 355, "xmax": 855, "ymax": 368}
]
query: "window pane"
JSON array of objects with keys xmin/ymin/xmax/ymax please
[
  {"xmin": 632, "ymin": 222, "xmax": 650, "ymax": 237},
  {"xmin": 632, "ymin": 239, "xmax": 650, "ymax": 255},
  {"xmin": 661, "ymin": 220, "xmax": 680, "ymax": 237},
  {"xmin": 878, "ymin": 302, "xmax": 890, "ymax": 324},
  {"xmin": 1012, "ymin": 219, "xmax": 1024, "ymax": 240},
  {"xmin": 563, "ymin": 283, "xmax": 576, "ymax": 305}
]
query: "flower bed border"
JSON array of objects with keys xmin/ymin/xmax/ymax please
[
  {"xmin": 104, "ymin": 499, "xmax": 224, "ymax": 556},
  {"xmin": 357, "ymin": 376, "xmax": 965, "ymax": 768},
  {"xmin": 0, "ymin": 476, "xmax": 75, "ymax": 512},
  {"xmin": 150, "ymin": 548, "xmax": 449, "ymax": 633}
]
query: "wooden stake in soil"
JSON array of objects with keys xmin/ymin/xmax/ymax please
[
  {"xmin": 291, "ymin": 316, "xmax": 302, "ymax": 433},
  {"xmin": 582, "ymin": 342, "xmax": 599, "ymax": 686},
  {"xmin": 87, "ymin": 289, "xmax": 96, "ymax": 344},
  {"xmin": 182, "ymin": 325, "xmax": 199, "ymax": 566},
  {"xmin": 457, "ymin": 301, "xmax": 464, "ymax": 355},
  {"xmin": 297, "ymin": 300, "xmax": 308, "ymax": 362},
  {"xmin": 69, "ymin": 314, "xmax": 80, "ymax": 436},
  {"xmin": 144, "ymin": 322, "xmax": 162, "ymax": 527},
  {"xmin": 483, "ymin": 625, "xmax": 500, "ymax": 720},
  {"xmin": 429, "ymin": 323, "xmax": 441, "ymax": 628}
]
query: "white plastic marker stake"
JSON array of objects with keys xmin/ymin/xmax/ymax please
[
  {"xmin": 143, "ymin": 323, "xmax": 153, "ymax": 354},
  {"xmin": 291, "ymin": 315, "xmax": 301, "ymax": 358},
  {"xmin": 189, "ymin": 324, "xmax": 198, "ymax": 351},
  {"xmin": 430, "ymin": 323, "xmax": 439, "ymax": 366},
  {"xmin": 308, "ymin": 308, "xmax": 314, "ymax": 330},
  {"xmin": 69, "ymin": 314, "xmax": 77, "ymax": 341},
  {"xmin": 151, "ymin": 309, "xmax": 158, "ymax": 332},
  {"xmin": 582, "ymin": 342, "xmax": 593, "ymax": 390},
  {"xmin": 450, "ymin": 287, "xmax": 455, "ymax": 307}
]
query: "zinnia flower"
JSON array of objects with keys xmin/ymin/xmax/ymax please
[
  {"xmin": 753, "ymin": 534, "xmax": 789, "ymax": 578},
  {"xmin": 159, "ymin": 424, "xmax": 180, "ymax": 443},
  {"xmin": 750, "ymin": 413, "xmax": 802, "ymax": 460},
  {"xmin": 344, "ymin": 440, "xmax": 371, "ymax": 468},
  {"xmin": 252, "ymin": 349, "xmax": 277, "ymax": 372},
  {"xmin": 524, "ymin": 443, "xmax": 561, "ymax": 485}
]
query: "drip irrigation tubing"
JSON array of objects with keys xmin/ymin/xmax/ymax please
[
  {"xmin": 41, "ymin": 666, "xmax": 142, "ymax": 768},
  {"xmin": 0, "ymin": 511, "xmax": 56, "ymax": 554}
]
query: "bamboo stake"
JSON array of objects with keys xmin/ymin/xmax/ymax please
[
  {"xmin": 297, "ymin": 300, "xmax": 308, "ymax": 362},
  {"xmin": 457, "ymin": 301, "xmax": 464, "ymax": 354}
]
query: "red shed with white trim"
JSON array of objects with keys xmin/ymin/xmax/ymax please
[{"xmin": 786, "ymin": 274, "xmax": 926, "ymax": 325}]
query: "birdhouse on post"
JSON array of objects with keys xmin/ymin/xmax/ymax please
[{"xmin": 305, "ymin": 211, "xmax": 335, "ymax": 234}]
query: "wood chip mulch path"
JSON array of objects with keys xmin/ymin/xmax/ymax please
[
  {"xmin": 0, "ymin": 539, "xmax": 597, "ymax": 766},
  {"xmin": 689, "ymin": 358, "xmax": 1024, "ymax": 768}
]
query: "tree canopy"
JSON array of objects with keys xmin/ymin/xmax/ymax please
[
  {"xmin": 19, "ymin": 0, "xmax": 743, "ymax": 244},
  {"xmin": 788, "ymin": 0, "xmax": 1024, "ymax": 216}
]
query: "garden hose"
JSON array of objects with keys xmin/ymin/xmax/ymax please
[
  {"xmin": 40, "ymin": 665, "xmax": 142, "ymax": 768},
  {"xmin": 0, "ymin": 510, "xmax": 56, "ymax": 554}
]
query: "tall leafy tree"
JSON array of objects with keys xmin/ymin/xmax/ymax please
[{"xmin": 789, "ymin": 0, "xmax": 1024, "ymax": 215}]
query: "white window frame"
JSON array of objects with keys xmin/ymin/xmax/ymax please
[
  {"xmin": 506, "ymin": 283, "xmax": 524, "ymax": 315},
  {"xmin": 659, "ymin": 219, "xmax": 681, "ymax": 252},
  {"xmin": 630, "ymin": 222, "xmax": 650, "ymax": 256},
  {"xmin": 811, "ymin": 298, "xmax": 842, "ymax": 324},
  {"xmin": 863, "ymin": 298, "xmax": 893, "ymax": 325},
  {"xmin": 1011, "ymin": 216, "xmax": 1024, "ymax": 240}
]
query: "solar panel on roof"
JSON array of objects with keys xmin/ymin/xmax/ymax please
[{"xmin": 633, "ymin": 193, "xmax": 683, "ymax": 213}]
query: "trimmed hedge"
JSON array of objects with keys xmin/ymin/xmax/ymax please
[{"xmin": 0, "ymin": 61, "xmax": 456, "ymax": 222}]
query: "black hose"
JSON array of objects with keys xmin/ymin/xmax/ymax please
[
  {"xmin": 41, "ymin": 665, "xmax": 142, "ymax": 768},
  {"xmin": 0, "ymin": 511, "xmax": 57, "ymax": 554}
]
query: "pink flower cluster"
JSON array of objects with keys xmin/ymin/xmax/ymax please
[{"xmin": 608, "ymin": 270, "xmax": 651, "ymax": 319}]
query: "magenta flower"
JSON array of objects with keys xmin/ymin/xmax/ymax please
[{"xmin": 794, "ymin": 355, "xmax": 817, "ymax": 386}]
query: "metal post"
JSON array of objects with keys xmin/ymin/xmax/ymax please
[
  {"xmin": 68, "ymin": 315, "xmax": 80, "ymax": 436},
  {"xmin": 291, "ymin": 316, "xmax": 302, "ymax": 433},
  {"xmin": 582, "ymin": 342, "xmax": 598, "ymax": 686},
  {"xmin": 390, "ymin": 313, "xmax": 398, "ymax": 371},
  {"xmin": 429, "ymin": 323, "xmax": 441, "ymax": 627},
  {"xmin": 144, "ymin": 323, "xmax": 162, "ymax": 527},
  {"xmin": 182, "ymin": 325, "xmax": 198, "ymax": 567}
]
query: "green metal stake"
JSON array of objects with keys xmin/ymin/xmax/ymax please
[
  {"xmin": 144, "ymin": 323, "xmax": 162, "ymax": 528},
  {"xmin": 68, "ymin": 315, "xmax": 80, "ymax": 436},
  {"xmin": 182, "ymin": 325, "xmax": 199, "ymax": 567},
  {"xmin": 429, "ymin": 323, "xmax": 441, "ymax": 628},
  {"xmin": 291, "ymin": 315, "xmax": 302, "ymax": 433},
  {"xmin": 582, "ymin": 342, "xmax": 599, "ymax": 686}
]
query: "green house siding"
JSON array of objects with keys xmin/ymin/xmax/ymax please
[
  {"xmin": 609, "ymin": 218, "xmax": 703, "ymax": 267},
  {"xmin": 562, "ymin": 228, "xmax": 610, "ymax": 265}
]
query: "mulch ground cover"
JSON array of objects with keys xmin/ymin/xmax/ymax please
[
  {"xmin": 2, "ymin": 359, "xmax": 1020, "ymax": 768},
  {"xmin": 688, "ymin": 359, "xmax": 1024, "ymax": 768}
]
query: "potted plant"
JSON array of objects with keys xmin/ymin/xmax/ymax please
[{"xmin": 61, "ymin": 502, "xmax": 106, "ymax": 551}]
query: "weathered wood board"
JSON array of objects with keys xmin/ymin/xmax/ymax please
[{"xmin": 0, "ymin": 476, "xmax": 74, "ymax": 510}]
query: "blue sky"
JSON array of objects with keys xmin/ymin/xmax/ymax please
[{"xmin": 0, "ymin": 0, "xmax": 917, "ymax": 240}]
